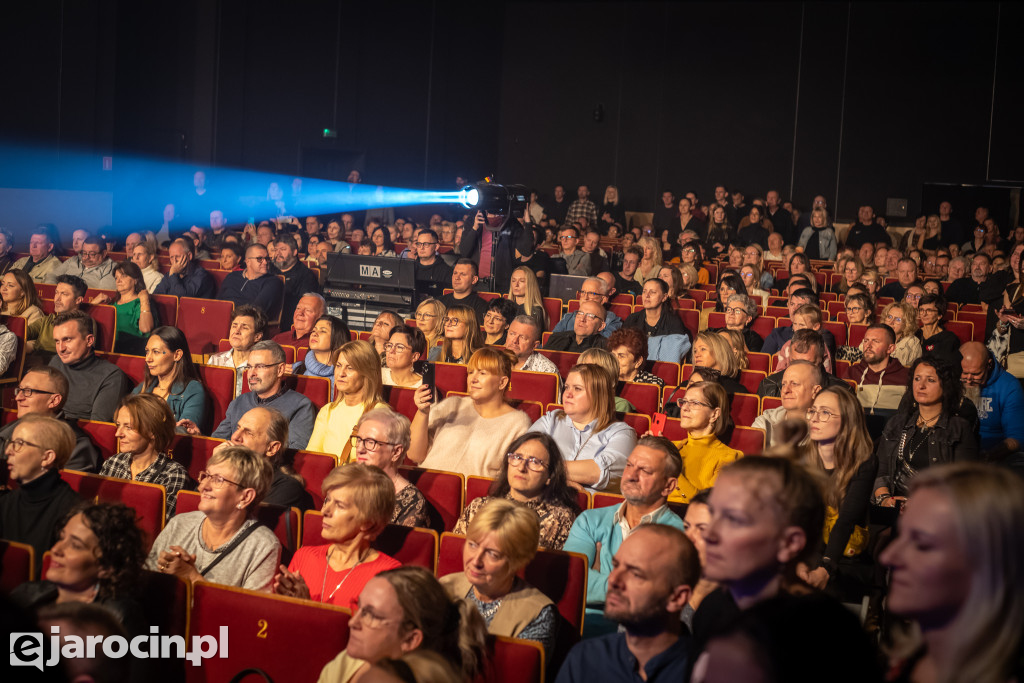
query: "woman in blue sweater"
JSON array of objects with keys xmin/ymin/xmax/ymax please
[{"xmin": 133, "ymin": 326, "xmax": 209, "ymax": 432}]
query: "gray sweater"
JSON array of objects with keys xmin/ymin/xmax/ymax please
[
  {"xmin": 145, "ymin": 511, "xmax": 280, "ymax": 592},
  {"xmin": 211, "ymin": 388, "xmax": 316, "ymax": 449},
  {"xmin": 49, "ymin": 352, "xmax": 131, "ymax": 422}
]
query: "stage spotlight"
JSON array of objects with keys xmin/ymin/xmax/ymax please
[{"xmin": 458, "ymin": 182, "xmax": 528, "ymax": 215}]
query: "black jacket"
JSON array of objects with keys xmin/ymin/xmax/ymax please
[
  {"xmin": 459, "ymin": 217, "xmax": 532, "ymax": 292},
  {"xmin": 0, "ymin": 470, "xmax": 81, "ymax": 573},
  {"xmin": 874, "ymin": 409, "xmax": 979, "ymax": 496}
]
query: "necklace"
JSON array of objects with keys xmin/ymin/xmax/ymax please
[
  {"xmin": 916, "ymin": 412, "xmax": 940, "ymax": 429},
  {"xmin": 320, "ymin": 546, "xmax": 369, "ymax": 603}
]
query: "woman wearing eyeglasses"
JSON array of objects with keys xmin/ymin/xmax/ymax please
[
  {"xmin": 442, "ymin": 499, "xmax": 558, "ymax": 659},
  {"xmin": 370, "ymin": 310, "xmax": 402, "ymax": 365},
  {"xmin": 835, "ymin": 293, "xmax": 874, "ymax": 364},
  {"xmin": 147, "ymin": 445, "xmax": 279, "ymax": 591},
  {"xmin": 881, "ymin": 301, "xmax": 922, "ymax": 368},
  {"xmin": 482, "ymin": 298, "xmax": 518, "ymax": 346},
  {"xmin": 669, "ymin": 382, "xmax": 741, "ymax": 504},
  {"xmin": 292, "ymin": 315, "xmax": 349, "ymax": 379},
  {"xmin": 317, "ymin": 566, "xmax": 488, "ymax": 683},
  {"xmin": 915, "ymin": 293, "xmax": 962, "ymax": 369},
  {"xmin": 712, "ymin": 293, "xmax": 763, "ymax": 353},
  {"xmin": 274, "ymin": 464, "xmax": 400, "ymax": 606},
  {"xmin": 874, "ymin": 357, "xmax": 978, "ymax": 512},
  {"xmin": 306, "ymin": 340, "xmax": 387, "ymax": 461},
  {"xmin": 414, "ymin": 298, "xmax": 446, "ymax": 352},
  {"xmin": 739, "ymin": 263, "xmax": 770, "ymax": 310},
  {"xmin": 507, "ymin": 267, "xmax": 548, "ymax": 330},
  {"xmin": 794, "ymin": 387, "xmax": 876, "ymax": 592},
  {"xmin": 350, "ymin": 407, "xmax": 428, "ymax": 528},
  {"xmin": 426, "ymin": 304, "xmax": 483, "ymax": 364},
  {"xmin": 382, "ymin": 325, "xmax": 426, "ymax": 389},
  {"xmin": 100, "ymin": 393, "xmax": 193, "ymax": 517},
  {"xmin": 454, "ymin": 432, "xmax": 581, "ymax": 550},
  {"xmin": 409, "ymin": 347, "xmax": 531, "ymax": 478}
]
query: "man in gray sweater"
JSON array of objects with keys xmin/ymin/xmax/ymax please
[
  {"xmin": 180, "ymin": 341, "xmax": 316, "ymax": 449},
  {"xmin": 48, "ymin": 310, "xmax": 130, "ymax": 423}
]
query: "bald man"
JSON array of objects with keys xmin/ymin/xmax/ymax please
[
  {"xmin": 960, "ymin": 341, "xmax": 1024, "ymax": 452},
  {"xmin": 543, "ymin": 300, "xmax": 607, "ymax": 352}
]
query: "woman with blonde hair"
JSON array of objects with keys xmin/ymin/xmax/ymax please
[
  {"xmin": 739, "ymin": 262, "xmax": 770, "ymax": 308},
  {"xmin": 530, "ymin": 364, "xmax": 637, "ymax": 492},
  {"xmin": 0, "ymin": 269, "xmax": 44, "ymax": 325},
  {"xmin": 442, "ymin": 499, "xmax": 557, "ymax": 657},
  {"xmin": 306, "ymin": 340, "xmax": 387, "ymax": 460},
  {"xmin": 414, "ymin": 298, "xmax": 446, "ymax": 351},
  {"xmin": 275, "ymin": 464, "xmax": 400, "ymax": 607},
  {"xmin": 718, "ymin": 329, "xmax": 750, "ymax": 371},
  {"xmin": 409, "ymin": 347, "xmax": 531, "ymax": 478},
  {"xmin": 634, "ymin": 235, "xmax": 663, "ymax": 284},
  {"xmin": 881, "ymin": 301, "xmax": 922, "ymax": 367},
  {"xmin": 796, "ymin": 387, "xmax": 876, "ymax": 591},
  {"xmin": 881, "ymin": 463, "xmax": 1024, "ymax": 683},
  {"xmin": 427, "ymin": 304, "xmax": 483, "ymax": 364},
  {"xmin": 317, "ymin": 566, "xmax": 488, "ymax": 683},
  {"xmin": 579, "ymin": 347, "xmax": 635, "ymax": 413},
  {"xmin": 678, "ymin": 264, "xmax": 699, "ymax": 293},
  {"xmin": 833, "ymin": 255, "xmax": 862, "ymax": 295},
  {"xmin": 691, "ymin": 330, "xmax": 746, "ymax": 394},
  {"xmin": 507, "ymin": 266, "xmax": 548, "ymax": 330},
  {"xmin": 859, "ymin": 267, "xmax": 882, "ymax": 299},
  {"xmin": 669, "ymin": 382, "xmax": 741, "ymax": 503},
  {"xmin": 599, "ymin": 185, "xmax": 625, "ymax": 232}
]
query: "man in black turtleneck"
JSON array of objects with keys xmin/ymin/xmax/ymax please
[
  {"xmin": 0, "ymin": 414, "xmax": 80, "ymax": 573},
  {"xmin": 48, "ymin": 310, "xmax": 130, "ymax": 422}
]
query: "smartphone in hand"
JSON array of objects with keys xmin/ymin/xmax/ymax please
[
  {"xmin": 413, "ymin": 360, "xmax": 435, "ymax": 402},
  {"xmin": 651, "ymin": 412, "xmax": 667, "ymax": 437}
]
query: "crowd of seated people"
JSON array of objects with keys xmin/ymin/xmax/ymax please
[{"xmin": 3, "ymin": 184, "xmax": 1024, "ymax": 683}]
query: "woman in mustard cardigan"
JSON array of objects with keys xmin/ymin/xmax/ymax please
[{"xmin": 670, "ymin": 381, "xmax": 742, "ymax": 503}]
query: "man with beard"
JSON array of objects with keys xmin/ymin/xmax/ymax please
[
  {"xmin": 960, "ymin": 341, "xmax": 1024, "ymax": 455},
  {"xmin": 556, "ymin": 524, "xmax": 699, "ymax": 682},
  {"xmin": 563, "ymin": 437, "xmax": 687, "ymax": 637}
]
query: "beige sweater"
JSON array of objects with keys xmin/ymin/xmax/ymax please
[{"xmin": 420, "ymin": 396, "xmax": 531, "ymax": 478}]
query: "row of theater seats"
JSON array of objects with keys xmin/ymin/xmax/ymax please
[{"xmin": 0, "ymin": 538, "xmax": 545, "ymax": 683}]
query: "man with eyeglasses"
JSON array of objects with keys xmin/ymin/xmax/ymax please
[
  {"xmin": 270, "ymin": 234, "xmax": 319, "ymax": 334},
  {"xmin": 413, "ymin": 227, "xmax": 452, "ymax": 300},
  {"xmin": 439, "ymin": 259, "xmax": 489, "ymax": 321},
  {"xmin": 0, "ymin": 367, "xmax": 101, "ymax": 473},
  {"xmin": 154, "ymin": 237, "xmax": 216, "ymax": 298},
  {"xmin": 550, "ymin": 276, "xmax": 622, "ymax": 340},
  {"xmin": 557, "ymin": 226, "xmax": 592, "ymax": 277},
  {"xmin": 46, "ymin": 235, "xmax": 116, "ymax": 289},
  {"xmin": 753, "ymin": 361, "xmax": 824, "ymax": 446},
  {"xmin": 213, "ymin": 406, "xmax": 314, "ymax": 511},
  {"xmin": 0, "ymin": 414, "xmax": 80, "ymax": 568},
  {"xmin": 544, "ymin": 300, "xmax": 608, "ymax": 353},
  {"xmin": 217, "ymin": 243, "xmax": 284, "ymax": 323},
  {"xmin": 206, "ymin": 341, "xmax": 315, "ymax": 449},
  {"xmin": 960, "ymin": 341, "xmax": 1024, "ymax": 456},
  {"xmin": 14, "ymin": 227, "xmax": 61, "ymax": 284},
  {"xmin": 563, "ymin": 437, "xmax": 687, "ymax": 637},
  {"xmin": 49, "ymin": 310, "xmax": 130, "ymax": 422}
]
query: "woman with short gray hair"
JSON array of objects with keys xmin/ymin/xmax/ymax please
[{"xmin": 712, "ymin": 293, "xmax": 763, "ymax": 352}]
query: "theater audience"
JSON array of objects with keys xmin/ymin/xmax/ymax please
[
  {"xmin": 455, "ymin": 432, "xmax": 580, "ymax": 550},
  {"xmin": 49, "ymin": 235, "xmax": 116, "ymax": 289},
  {"xmin": 205, "ymin": 341, "xmax": 316, "ymax": 449},
  {"xmin": 147, "ymin": 446, "xmax": 278, "ymax": 590},
  {"xmin": 880, "ymin": 463, "xmax": 1024, "ymax": 683},
  {"xmin": 428, "ymin": 304, "xmax": 484, "ymax": 363},
  {"xmin": 316, "ymin": 566, "xmax": 487, "ymax": 682},
  {"xmin": 563, "ymin": 438, "xmax": 686, "ymax": 635},
  {"xmin": 507, "ymin": 266, "xmax": 549, "ymax": 330},
  {"xmin": 669, "ymin": 382, "xmax": 742, "ymax": 503},
  {"xmin": 133, "ymin": 326, "xmax": 208, "ymax": 429},
  {"xmin": 271, "ymin": 234, "xmax": 320, "ymax": 333},
  {"xmin": 0, "ymin": 414, "xmax": 79, "ymax": 564},
  {"xmin": 413, "ymin": 298, "xmax": 446, "ymax": 351},
  {"xmin": 351, "ymin": 407, "xmax": 429, "ymax": 528},
  {"xmin": 274, "ymin": 464, "xmax": 400, "ymax": 605},
  {"xmin": 219, "ymin": 406, "xmax": 313, "ymax": 511},
  {"xmin": 293, "ymin": 314, "xmax": 349, "ymax": 378},
  {"xmin": 753, "ymin": 361, "xmax": 822, "ymax": 447},
  {"xmin": 482, "ymin": 297, "xmax": 518, "ymax": 346},
  {"xmin": 11, "ymin": 501, "xmax": 145, "ymax": 626},
  {"xmin": 307, "ymin": 339, "xmax": 386, "ymax": 460},
  {"xmin": 49, "ymin": 310, "xmax": 131, "ymax": 422},
  {"xmin": 206, "ymin": 304, "xmax": 267, "ymax": 396},
  {"xmin": 410, "ymin": 347, "xmax": 530, "ymax": 478},
  {"xmin": 438, "ymin": 259, "xmax": 490, "ymax": 322},
  {"xmin": 713, "ymin": 293, "xmax": 763, "ymax": 352},
  {"xmin": 874, "ymin": 357, "xmax": 978, "ymax": 508},
  {"xmin": 881, "ymin": 301, "xmax": 922, "ymax": 367},
  {"xmin": 505, "ymin": 314, "xmax": 559, "ymax": 373},
  {"xmin": 0, "ymin": 268, "xmax": 45, "ymax": 326}
]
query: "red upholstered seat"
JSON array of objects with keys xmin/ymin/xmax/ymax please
[
  {"xmin": 535, "ymin": 349, "xmax": 578, "ymax": 380},
  {"xmin": 77, "ymin": 420, "xmax": 119, "ymax": 460},
  {"xmin": 0, "ymin": 539, "xmax": 35, "ymax": 586},
  {"xmin": 620, "ymin": 381, "xmax": 661, "ymax": 415},
  {"xmin": 60, "ymin": 470, "xmax": 166, "ymax": 547},
  {"xmin": 398, "ymin": 466, "xmax": 465, "ymax": 532},
  {"xmin": 509, "ymin": 370, "xmax": 559, "ymax": 405},
  {"xmin": 177, "ymin": 297, "xmax": 234, "ymax": 354}
]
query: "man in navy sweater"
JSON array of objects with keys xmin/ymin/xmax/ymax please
[{"xmin": 218, "ymin": 243, "xmax": 284, "ymax": 323}]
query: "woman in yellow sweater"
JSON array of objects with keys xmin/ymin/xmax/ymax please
[
  {"xmin": 669, "ymin": 382, "xmax": 741, "ymax": 503},
  {"xmin": 306, "ymin": 340, "xmax": 387, "ymax": 460}
]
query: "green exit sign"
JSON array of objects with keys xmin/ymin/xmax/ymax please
[{"xmin": 322, "ymin": 128, "xmax": 338, "ymax": 139}]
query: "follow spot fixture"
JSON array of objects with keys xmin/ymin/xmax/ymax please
[{"xmin": 457, "ymin": 182, "xmax": 528, "ymax": 215}]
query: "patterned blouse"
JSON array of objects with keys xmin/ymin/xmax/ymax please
[
  {"xmin": 391, "ymin": 483, "xmax": 430, "ymax": 528},
  {"xmin": 454, "ymin": 494, "xmax": 579, "ymax": 550},
  {"xmin": 99, "ymin": 452, "xmax": 194, "ymax": 517},
  {"xmin": 462, "ymin": 581, "xmax": 558, "ymax": 658},
  {"xmin": 632, "ymin": 369, "xmax": 665, "ymax": 387}
]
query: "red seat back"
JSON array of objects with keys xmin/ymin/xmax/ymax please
[
  {"xmin": 294, "ymin": 451, "xmax": 338, "ymax": 508},
  {"xmin": 535, "ymin": 349, "xmax": 579, "ymax": 380},
  {"xmin": 169, "ymin": 434, "xmax": 221, "ymax": 481},
  {"xmin": 848, "ymin": 323, "xmax": 869, "ymax": 348},
  {"xmin": 649, "ymin": 361, "xmax": 680, "ymax": 386},
  {"xmin": 186, "ymin": 581, "xmax": 351, "ymax": 683},
  {"xmin": 398, "ymin": 466, "xmax": 465, "ymax": 533},
  {"xmin": 96, "ymin": 351, "xmax": 148, "ymax": 386},
  {"xmin": 762, "ymin": 396, "xmax": 783, "ymax": 411},
  {"xmin": 177, "ymin": 297, "xmax": 234, "ymax": 354},
  {"xmin": 77, "ymin": 420, "xmax": 119, "ymax": 460},
  {"xmin": 946, "ymin": 319, "xmax": 976, "ymax": 345},
  {"xmin": 60, "ymin": 470, "xmax": 166, "ymax": 546},
  {"xmin": 385, "ymin": 386, "xmax": 418, "ymax": 420},
  {"xmin": 620, "ymin": 382, "xmax": 660, "ymax": 415},
  {"xmin": 730, "ymin": 393, "xmax": 760, "ymax": 427},
  {"xmin": 152, "ymin": 293, "xmax": 178, "ymax": 327},
  {"xmin": 542, "ymin": 298, "xmax": 564, "ymax": 330},
  {"xmin": 738, "ymin": 370, "xmax": 767, "ymax": 393},
  {"xmin": 747, "ymin": 352, "xmax": 770, "ymax": 373},
  {"xmin": 435, "ymin": 362, "xmax": 468, "ymax": 396},
  {"xmin": 750, "ymin": 316, "xmax": 775, "ymax": 340},
  {"xmin": 81, "ymin": 303, "xmax": 118, "ymax": 353},
  {"xmin": 730, "ymin": 426, "xmax": 766, "ymax": 454},
  {"xmin": 0, "ymin": 539, "xmax": 35, "ymax": 586},
  {"xmin": 822, "ymin": 321, "xmax": 847, "ymax": 347},
  {"xmin": 196, "ymin": 364, "xmax": 235, "ymax": 429},
  {"xmin": 509, "ymin": 370, "xmax": 559, "ymax": 405}
]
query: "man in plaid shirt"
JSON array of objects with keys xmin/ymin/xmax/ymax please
[{"xmin": 566, "ymin": 185, "xmax": 598, "ymax": 228}]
